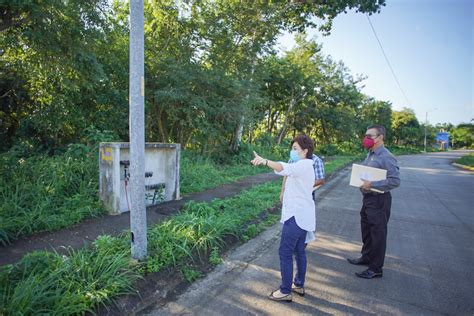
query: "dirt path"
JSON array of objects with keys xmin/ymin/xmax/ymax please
[{"xmin": 0, "ymin": 172, "xmax": 280, "ymax": 266}]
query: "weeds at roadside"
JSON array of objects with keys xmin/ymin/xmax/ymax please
[
  {"xmin": 0, "ymin": 246, "xmax": 141, "ymax": 315},
  {"xmin": 0, "ymin": 182, "xmax": 281, "ymax": 314},
  {"xmin": 209, "ymin": 247, "xmax": 222, "ymax": 266},
  {"xmin": 180, "ymin": 265, "xmax": 203, "ymax": 283},
  {"xmin": 456, "ymin": 153, "xmax": 474, "ymax": 167},
  {"xmin": 0, "ymin": 145, "xmax": 282, "ymax": 245}
]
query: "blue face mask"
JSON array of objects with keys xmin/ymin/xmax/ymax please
[{"xmin": 290, "ymin": 149, "xmax": 301, "ymax": 162}]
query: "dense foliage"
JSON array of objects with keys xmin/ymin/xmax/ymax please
[{"xmin": 1, "ymin": 0, "xmax": 470, "ymax": 156}]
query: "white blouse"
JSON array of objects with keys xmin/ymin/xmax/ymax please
[{"xmin": 275, "ymin": 159, "xmax": 316, "ymax": 233}]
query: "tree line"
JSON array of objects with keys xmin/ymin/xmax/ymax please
[{"xmin": 1, "ymin": 0, "xmax": 471, "ymax": 157}]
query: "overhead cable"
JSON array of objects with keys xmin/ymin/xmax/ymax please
[{"xmin": 366, "ymin": 14, "xmax": 412, "ymax": 107}]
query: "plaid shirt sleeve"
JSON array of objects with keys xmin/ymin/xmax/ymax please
[{"xmin": 312, "ymin": 155, "xmax": 325, "ymax": 180}]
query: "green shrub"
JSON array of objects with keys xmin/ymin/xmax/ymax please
[
  {"xmin": 318, "ymin": 144, "xmax": 341, "ymax": 156},
  {"xmin": 0, "ymin": 141, "xmax": 282, "ymax": 243},
  {"xmin": 180, "ymin": 266, "xmax": 202, "ymax": 283},
  {"xmin": 387, "ymin": 145, "xmax": 422, "ymax": 155},
  {"xmin": 246, "ymin": 224, "xmax": 258, "ymax": 238},
  {"xmin": 0, "ymin": 147, "xmax": 105, "ymax": 245},
  {"xmin": 456, "ymin": 153, "xmax": 474, "ymax": 167},
  {"xmin": 0, "ymin": 248, "xmax": 140, "ymax": 315},
  {"xmin": 209, "ymin": 247, "xmax": 222, "ymax": 266}
]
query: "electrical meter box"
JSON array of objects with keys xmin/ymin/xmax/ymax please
[{"xmin": 99, "ymin": 142, "xmax": 180, "ymax": 215}]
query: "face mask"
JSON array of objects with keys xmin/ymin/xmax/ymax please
[
  {"xmin": 290, "ymin": 149, "xmax": 301, "ymax": 162},
  {"xmin": 362, "ymin": 136, "xmax": 375, "ymax": 150}
]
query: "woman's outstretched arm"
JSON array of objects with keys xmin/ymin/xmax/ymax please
[{"xmin": 250, "ymin": 151, "xmax": 283, "ymax": 172}]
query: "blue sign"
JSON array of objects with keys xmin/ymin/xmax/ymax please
[{"xmin": 435, "ymin": 132, "xmax": 449, "ymax": 150}]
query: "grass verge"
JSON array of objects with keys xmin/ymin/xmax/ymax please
[
  {"xmin": 180, "ymin": 160, "xmax": 269, "ymax": 195},
  {"xmin": 0, "ymin": 145, "xmax": 103, "ymax": 245},
  {"xmin": 0, "ymin": 182, "xmax": 281, "ymax": 314},
  {"xmin": 0, "ymin": 145, "xmax": 281, "ymax": 245},
  {"xmin": 0, "ymin": 138, "xmax": 416, "ymax": 245},
  {"xmin": 455, "ymin": 153, "xmax": 474, "ymax": 167},
  {"xmin": 0, "ymin": 247, "xmax": 141, "ymax": 315},
  {"xmin": 324, "ymin": 155, "xmax": 365, "ymax": 174}
]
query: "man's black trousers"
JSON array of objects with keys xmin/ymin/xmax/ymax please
[{"xmin": 360, "ymin": 192, "xmax": 392, "ymax": 272}]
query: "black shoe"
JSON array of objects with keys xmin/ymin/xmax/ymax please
[
  {"xmin": 355, "ymin": 269, "xmax": 383, "ymax": 279},
  {"xmin": 347, "ymin": 257, "xmax": 369, "ymax": 265}
]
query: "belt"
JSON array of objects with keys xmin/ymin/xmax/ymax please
[{"xmin": 362, "ymin": 191, "xmax": 389, "ymax": 197}]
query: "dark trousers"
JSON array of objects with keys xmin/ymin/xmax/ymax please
[
  {"xmin": 360, "ymin": 192, "xmax": 392, "ymax": 272},
  {"xmin": 279, "ymin": 216, "xmax": 307, "ymax": 294}
]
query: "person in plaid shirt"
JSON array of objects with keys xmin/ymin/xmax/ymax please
[{"xmin": 310, "ymin": 154, "xmax": 325, "ymax": 198}]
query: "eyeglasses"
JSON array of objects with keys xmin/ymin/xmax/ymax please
[{"xmin": 365, "ymin": 134, "xmax": 379, "ymax": 139}]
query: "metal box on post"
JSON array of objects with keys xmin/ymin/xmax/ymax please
[{"xmin": 99, "ymin": 142, "xmax": 180, "ymax": 215}]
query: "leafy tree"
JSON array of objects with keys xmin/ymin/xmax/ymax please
[
  {"xmin": 1, "ymin": 0, "xmax": 387, "ymax": 155},
  {"xmin": 254, "ymin": 34, "xmax": 367, "ymax": 150},
  {"xmin": 0, "ymin": 0, "xmax": 127, "ymax": 151},
  {"xmin": 392, "ymin": 108, "xmax": 422, "ymax": 146},
  {"xmin": 178, "ymin": 0, "xmax": 386, "ymax": 152},
  {"xmin": 291, "ymin": 52, "xmax": 365, "ymax": 147},
  {"xmin": 358, "ymin": 99, "xmax": 393, "ymax": 143},
  {"xmin": 451, "ymin": 123, "xmax": 474, "ymax": 148}
]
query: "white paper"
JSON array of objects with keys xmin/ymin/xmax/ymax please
[
  {"xmin": 305, "ymin": 231, "xmax": 316, "ymax": 243},
  {"xmin": 349, "ymin": 164, "xmax": 387, "ymax": 193}
]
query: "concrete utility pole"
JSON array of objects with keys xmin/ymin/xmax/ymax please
[
  {"xmin": 423, "ymin": 111, "xmax": 428, "ymax": 153},
  {"xmin": 423, "ymin": 108, "xmax": 437, "ymax": 153},
  {"xmin": 129, "ymin": 0, "xmax": 147, "ymax": 260}
]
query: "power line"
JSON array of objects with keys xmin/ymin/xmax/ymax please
[{"xmin": 366, "ymin": 14, "xmax": 412, "ymax": 107}]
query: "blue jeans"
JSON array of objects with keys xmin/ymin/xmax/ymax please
[{"xmin": 279, "ymin": 216, "xmax": 307, "ymax": 294}]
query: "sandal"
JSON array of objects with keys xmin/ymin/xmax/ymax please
[
  {"xmin": 268, "ymin": 289, "xmax": 292, "ymax": 302},
  {"xmin": 291, "ymin": 284, "xmax": 305, "ymax": 296}
]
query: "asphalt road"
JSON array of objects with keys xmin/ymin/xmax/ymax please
[{"xmin": 143, "ymin": 150, "xmax": 474, "ymax": 316}]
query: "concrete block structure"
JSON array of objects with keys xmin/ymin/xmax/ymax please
[{"xmin": 99, "ymin": 142, "xmax": 180, "ymax": 215}]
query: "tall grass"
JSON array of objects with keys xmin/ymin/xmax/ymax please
[
  {"xmin": 0, "ymin": 182, "xmax": 281, "ymax": 314},
  {"xmin": 0, "ymin": 145, "xmax": 103, "ymax": 245},
  {"xmin": 387, "ymin": 145, "xmax": 422, "ymax": 155},
  {"xmin": 179, "ymin": 143, "xmax": 285, "ymax": 195},
  {"xmin": 0, "ymin": 138, "xmax": 367, "ymax": 246},
  {"xmin": 0, "ymin": 243, "xmax": 140, "ymax": 315},
  {"xmin": 145, "ymin": 182, "xmax": 281, "ymax": 273},
  {"xmin": 0, "ymin": 143, "xmax": 285, "ymax": 244},
  {"xmin": 180, "ymin": 161, "xmax": 269, "ymax": 195}
]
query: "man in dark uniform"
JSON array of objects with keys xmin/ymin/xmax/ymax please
[{"xmin": 347, "ymin": 125, "xmax": 400, "ymax": 279}]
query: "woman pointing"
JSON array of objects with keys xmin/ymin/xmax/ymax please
[{"xmin": 251, "ymin": 134, "xmax": 316, "ymax": 302}]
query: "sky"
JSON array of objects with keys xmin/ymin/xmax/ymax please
[{"xmin": 277, "ymin": 0, "xmax": 473, "ymax": 126}]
